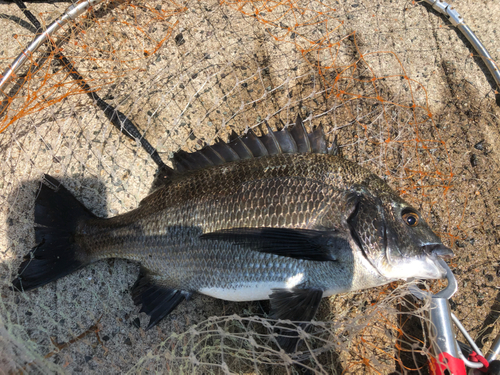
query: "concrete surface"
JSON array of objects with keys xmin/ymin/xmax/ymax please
[{"xmin": 0, "ymin": 0, "xmax": 499, "ymax": 373}]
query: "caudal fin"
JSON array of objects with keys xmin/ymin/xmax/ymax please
[{"xmin": 12, "ymin": 175, "xmax": 96, "ymax": 291}]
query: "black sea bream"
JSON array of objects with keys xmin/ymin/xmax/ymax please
[{"xmin": 13, "ymin": 115, "xmax": 453, "ymax": 351}]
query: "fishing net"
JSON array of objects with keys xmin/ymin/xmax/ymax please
[{"xmin": 0, "ymin": 0, "xmax": 499, "ymax": 373}]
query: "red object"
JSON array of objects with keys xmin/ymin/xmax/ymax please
[
  {"xmin": 429, "ymin": 352, "xmax": 467, "ymax": 375},
  {"xmin": 469, "ymin": 351, "xmax": 489, "ymax": 373}
]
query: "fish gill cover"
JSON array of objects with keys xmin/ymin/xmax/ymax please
[{"xmin": 0, "ymin": 0, "xmax": 499, "ymax": 373}]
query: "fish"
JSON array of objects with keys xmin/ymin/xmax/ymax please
[{"xmin": 12, "ymin": 115, "xmax": 454, "ymax": 352}]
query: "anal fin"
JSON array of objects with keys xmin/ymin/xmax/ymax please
[
  {"xmin": 270, "ymin": 287, "xmax": 323, "ymax": 353},
  {"xmin": 132, "ymin": 269, "xmax": 191, "ymax": 329}
]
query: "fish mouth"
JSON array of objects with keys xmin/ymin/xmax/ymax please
[
  {"xmin": 381, "ymin": 243, "xmax": 454, "ymax": 281},
  {"xmin": 420, "ymin": 243, "xmax": 454, "ymax": 279},
  {"xmin": 421, "ymin": 243, "xmax": 455, "ymax": 259}
]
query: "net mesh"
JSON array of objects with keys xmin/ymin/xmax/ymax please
[{"xmin": 0, "ymin": 0, "xmax": 499, "ymax": 373}]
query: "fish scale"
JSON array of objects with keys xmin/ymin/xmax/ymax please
[
  {"xmin": 82, "ymin": 156, "xmax": 342, "ymax": 255},
  {"xmin": 13, "ymin": 117, "xmax": 454, "ymax": 351},
  {"xmin": 81, "ymin": 156, "xmax": 352, "ymax": 293}
]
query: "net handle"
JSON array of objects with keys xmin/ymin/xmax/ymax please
[
  {"xmin": 422, "ymin": 0, "xmax": 500, "ymax": 90},
  {"xmin": 0, "ymin": 0, "xmax": 105, "ymax": 93}
]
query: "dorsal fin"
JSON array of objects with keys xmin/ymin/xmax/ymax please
[
  {"xmin": 228, "ymin": 136, "xmax": 254, "ymax": 160},
  {"xmin": 274, "ymin": 128, "xmax": 298, "ymax": 153},
  {"xmin": 168, "ymin": 115, "xmax": 336, "ymax": 173},
  {"xmin": 289, "ymin": 114, "xmax": 311, "ymax": 153},
  {"xmin": 173, "ymin": 149, "xmax": 213, "ymax": 172},
  {"xmin": 260, "ymin": 123, "xmax": 282, "ymax": 156},
  {"xmin": 150, "ymin": 164, "xmax": 178, "ymax": 193},
  {"xmin": 210, "ymin": 142, "xmax": 240, "ymax": 162},
  {"xmin": 309, "ymin": 124, "xmax": 328, "ymax": 154},
  {"xmin": 328, "ymin": 134, "xmax": 342, "ymax": 156},
  {"xmin": 199, "ymin": 145, "xmax": 225, "ymax": 165},
  {"xmin": 241, "ymin": 129, "xmax": 269, "ymax": 157}
]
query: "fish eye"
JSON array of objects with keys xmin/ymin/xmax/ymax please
[{"xmin": 402, "ymin": 210, "xmax": 419, "ymax": 227}]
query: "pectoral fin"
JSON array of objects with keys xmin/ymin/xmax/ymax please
[
  {"xmin": 201, "ymin": 227, "xmax": 349, "ymax": 262},
  {"xmin": 269, "ymin": 287, "xmax": 323, "ymax": 352},
  {"xmin": 132, "ymin": 269, "xmax": 191, "ymax": 330}
]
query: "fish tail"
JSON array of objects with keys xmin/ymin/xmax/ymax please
[{"xmin": 12, "ymin": 175, "xmax": 96, "ymax": 291}]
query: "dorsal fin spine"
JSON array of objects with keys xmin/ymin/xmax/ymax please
[
  {"xmin": 283, "ymin": 129, "xmax": 298, "ymax": 153},
  {"xmin": 250, "ymin": 129, "xmax": 268, "ymax": 156},
  {"xmin": 328, "ymin": 134, "xmax": 342, "ymax": 156},
  {"xmin": 214, "ymin": 142, "xmax": 240, "ymax": 161},
  {"xmin": 309, "ymin": 124, "xmax": 328, "ymax": 154},
  {"xmin": 258, "ymin": 124, "xmax": 282, "ymax": 156},
  {"xmin": 242, "ymin": 129, "xmax": 268, "ymax": 157},
  {"xmin": 169, "ymin": 119, "xmax": 339, "ymax": 174},
  {"xmin": 196, "ymin": 149, "xmax": 215, "ymax": 166},
  {"xmin": 290, "ymin": 114, "xmax": 311, "ymax": 153},
  {"xmin": 266, "ymin": 124, "xmax": 283, "ymax": 154},
  {"xmin": 203, "ymin": 145, "xmax": 225, "ymax": 165},
  {"xmin": 230, "ymin": 137, "xmax": 254, "ymax": 159}
]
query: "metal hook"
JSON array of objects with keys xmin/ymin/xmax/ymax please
[{"xmin": 409, "ymin": 258, "xmax": 457, "ymax": 300}]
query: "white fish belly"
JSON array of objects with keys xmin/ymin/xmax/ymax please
[
  {"xmin": 198, "ymin": 273, "xmax": 308, "ymax": 301},
  {"xmin": 198, "ymin": 283, "xmax": 280, "ymax": 301}
]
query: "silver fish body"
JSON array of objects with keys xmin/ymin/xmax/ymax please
[
  {"xmin": 13, "ymin": 119, "xmax": 453, "ymax": 350},
  {"xmin": 82, "ymin": 153, "xmax": 388, "ymax": 300}
]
